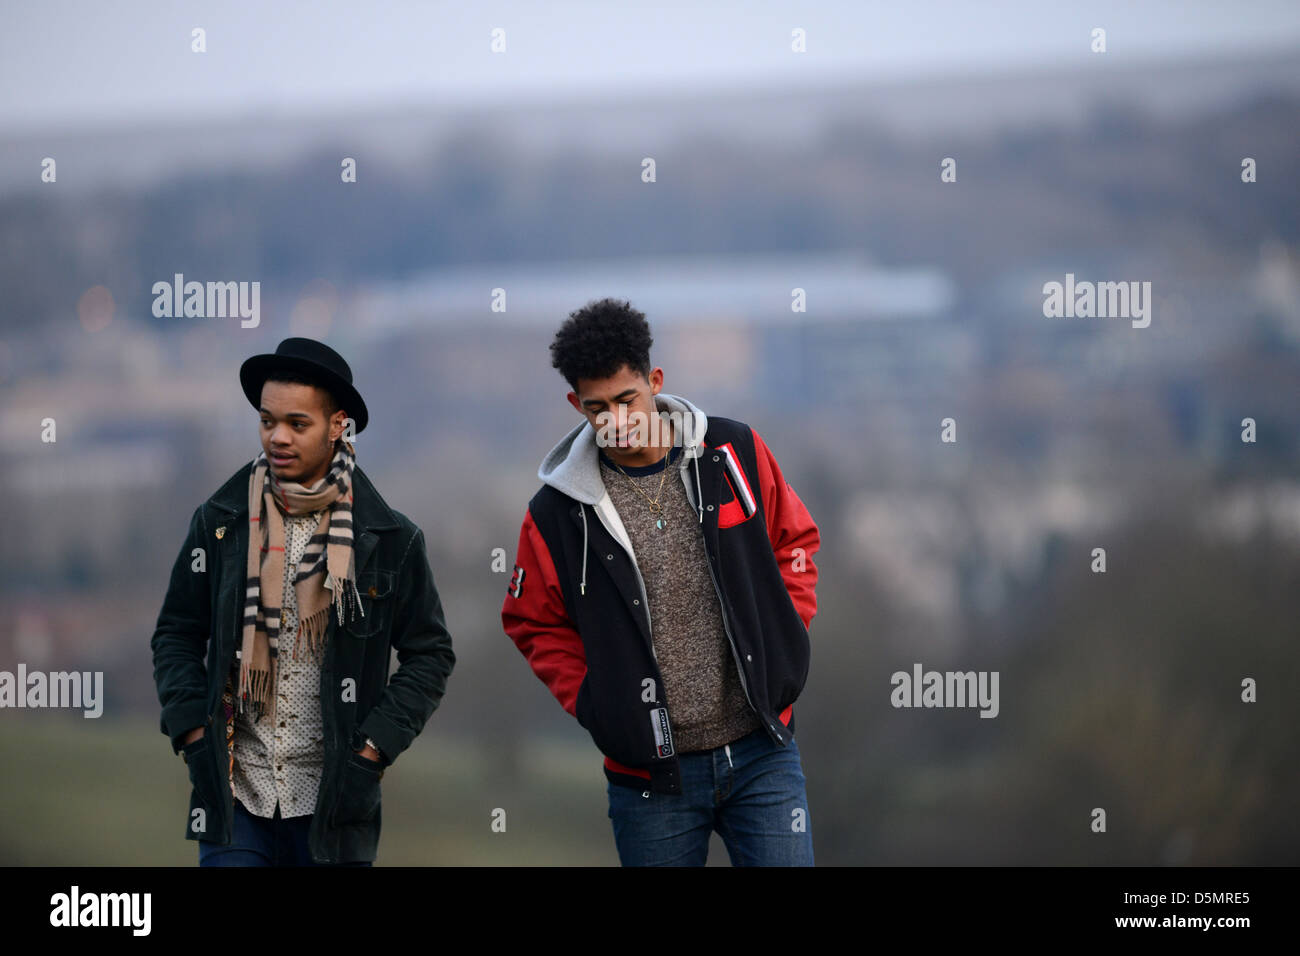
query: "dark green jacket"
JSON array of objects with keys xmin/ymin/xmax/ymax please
[{"xmin": 150, "ymin": 461, "xmax": 455, "ymax": 863}]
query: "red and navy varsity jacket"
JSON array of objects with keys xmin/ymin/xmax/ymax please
[{"xmin": 502, "ymin": 392, "xmax": 820, "ymax": 795}]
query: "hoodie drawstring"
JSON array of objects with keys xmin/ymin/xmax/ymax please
[
  {"xmin": 571, "ymin": 406, "xmax": 699, "ymax": 598},
  {"xmin": 692, "ymin": 449, "xmax": 703, "ymax": 523},
  {"xmin": 579, "ymin": 503, "xmax": 588, "ymax": 595}
]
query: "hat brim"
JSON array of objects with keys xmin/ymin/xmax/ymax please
[{"xmin": 239, "ymin": 353, "xmax": 369, "ymax": 434}]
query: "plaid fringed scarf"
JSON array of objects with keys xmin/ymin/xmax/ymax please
[{"xmin": 237, "ymin": 439, "xmax": 364, "ymax": 723}]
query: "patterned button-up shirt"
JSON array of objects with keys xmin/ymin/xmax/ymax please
[{"xmin": 232, "ymin": 510, "xmax": 326, "ymax": 819}]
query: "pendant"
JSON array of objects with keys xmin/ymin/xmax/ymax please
[{"xmin": 655, "ymin": 517, "xmax": 666, "ymax": 530}]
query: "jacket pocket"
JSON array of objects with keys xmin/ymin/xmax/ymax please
[
  {"xmin": 771, "ymin": 624, "xmax": 812, "ymax": 716},
  {"xmin": 331, "ymin": 750, "xmax": 383, "ymax": 826},
  {"xmin": 575, "ymin": 685, "xmax": 653, "ymax": 768},
  {"xmin": 714, "ymin": 444, "xmax": 759, "ymax": 529},
  {"xmin": 182, "ymin": 734, "xmax": 225, "ymax": 812},
  {"xmin": 574, "ymin": 677, "xmax": 622, "ymax": 758},
  {"xmin": 340, "ymin": 569, "xmax": 396, "ymax": 639}
]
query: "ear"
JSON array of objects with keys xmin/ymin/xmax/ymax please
[
  {"xmin": 566, "ymin": 391, "xmax": 583, "ymax": 414},
  {"xmin": 648, "ymin": 367, "xmax": 664, "ymax": 394}
]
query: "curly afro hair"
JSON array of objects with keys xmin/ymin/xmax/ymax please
[{"xmin": 550, "ymin": 298, "xmax": 654, "ymax": 391}]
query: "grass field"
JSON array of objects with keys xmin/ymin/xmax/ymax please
[{"xmin": 0, "ymin": 712, "xmax": 639, "ymax": 865}]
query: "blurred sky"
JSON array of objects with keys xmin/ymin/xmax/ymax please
[{"xmin": 4, "ymin": 0, "xmax": 1300, "ymax": 130}]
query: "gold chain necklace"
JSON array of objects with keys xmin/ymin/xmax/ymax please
[{"xmin": 611, "ymin": 447, "xmax": 674, "ymax": 530}]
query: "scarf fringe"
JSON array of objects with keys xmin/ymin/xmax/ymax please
[
  {"xmin": 299, "ymin": 603, "xmax": 330, "ymax": 661},
  {"xmin": 237, "ymin": 661, "xmax": 272, "ymax": 722}
]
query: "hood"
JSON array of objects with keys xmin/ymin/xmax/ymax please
[{"xmin": 538, "ymin": 392, "xmax": 708, "ymax": 505}]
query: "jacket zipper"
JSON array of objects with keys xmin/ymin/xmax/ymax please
[
  {"xmin": 701, "ymin": 533, "xmax": 772, "ymax": 738},
  {"xmin": 590, "ymin": 503, "xmax": 657, "ymax": 660},
  {"xmin": 689, "ymin": 459, "xmax": 784, "ymax": 746},
  {"xmin": 589, "ymin": 500, "xmax": 680, "ymax": 760}
]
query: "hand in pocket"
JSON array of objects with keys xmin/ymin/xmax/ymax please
[{"xmin": 332, "ymin": 751, "xmax": 383, "ymax": 826}]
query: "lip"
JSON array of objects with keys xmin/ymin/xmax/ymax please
[{"xmin": 269, "ymin": 452, "xmax": 296, "ymax": 464}]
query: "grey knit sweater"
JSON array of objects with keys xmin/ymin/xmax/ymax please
[{"xmin": 599, "ymin": 446, "xmax": 760, "ymax": 752}]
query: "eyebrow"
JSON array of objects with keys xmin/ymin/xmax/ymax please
[
  {"xmin": 583, "ymin": 389, "xmax": 638, "ymax": 409},
  {"xmin": 259, "ymin": 407, "xmax": 314, "ymax": 420}
]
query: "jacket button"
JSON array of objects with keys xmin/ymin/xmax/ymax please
[
  {"xmin": 606, "ymin": 554, "xmax": 613, "ymax": 560},
  {"xmin": 712, "ymin": 455, "xmax": 720, "ymax": 462},
  {"xmin": 368, "ymin": 586, "xmax": 377, "ymax": 597},
  {"xmin": 746, "ymin": 654, "xmax": 752, "ymax": 661},
  {"xmin": 706, "ymin": 504, "xmax": 714, "ymax": 511},
  {"xmin": 633, "ymin": 599, "xmax": 640, "ymax": 605}
]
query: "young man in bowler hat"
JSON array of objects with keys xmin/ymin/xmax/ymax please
[
  {"xmin": 151, "ymin": 337, "xmax": 455, "ymax": 865},
  {"xmin": 502, "ymin": 300, "xmax": 820, "ymax": 865}
]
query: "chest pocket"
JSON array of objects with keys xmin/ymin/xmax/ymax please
[
  {"xmin": 713, "ymin": 443, "xmax": 759, "ymax": 530},
  {"xmin": 340, "ymin": 569, "xmax": 396, "ymax": 639}
]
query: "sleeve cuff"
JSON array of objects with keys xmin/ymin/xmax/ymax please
[
  {"xmin": 358, "ymin": 710, "xmax": 405, "ymax": 767},
  {"xmin": 162, "ymin": 699, "xmax": 211, "ymax": 754}
]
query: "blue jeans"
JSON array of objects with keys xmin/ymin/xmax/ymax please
[
  {"xmin": 198, "ymin": 799, "xmax": 372, "ymax": 867},
  {"xmin": 607, "ymin": 727, "xmax": 814, "ymax": 866}
]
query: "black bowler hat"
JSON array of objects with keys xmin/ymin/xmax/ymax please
[{"xmin": 239, "ymin": 337, "xmax": 369, "ymax": 433}]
